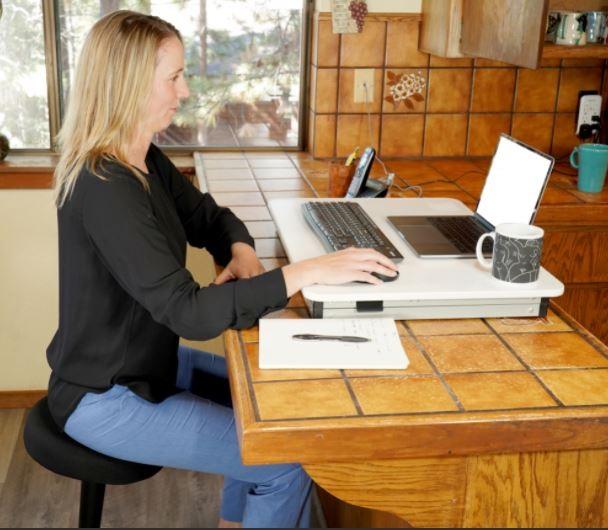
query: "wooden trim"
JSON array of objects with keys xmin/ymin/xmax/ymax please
[
  {"xmin": 0, "ymin": 390, "xmax": 47, "ymax": 409},
  {"xmin": 316, "ymin": 12, "xmax": 422, "ymax": 22},
  {"xmin": 0, "ymin": 173, "xmax": 53, "ymax": 189}
]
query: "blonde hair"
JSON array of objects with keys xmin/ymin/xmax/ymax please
[{"xmin": 54, "ymin": 10, "xmax": 181, "ymax": 207}]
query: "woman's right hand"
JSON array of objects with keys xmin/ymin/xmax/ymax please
[{"xmin": 281, "ymin": 247, "xmax": 399, "ymax": 297}]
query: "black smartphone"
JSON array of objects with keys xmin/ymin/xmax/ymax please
[{"xmin": 345, "ymin": 147, "xmax": 375, "ymax": 198}]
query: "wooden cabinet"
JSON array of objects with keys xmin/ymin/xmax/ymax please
[{"xmin": 420, "ymin": 0, "xmax": 608, "ymax": 68}]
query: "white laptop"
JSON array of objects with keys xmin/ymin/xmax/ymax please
[{"xmin": 388, "ymin": 134, "xmax": 554, "ymax": 258}]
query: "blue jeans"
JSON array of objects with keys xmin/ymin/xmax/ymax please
[{"xmin": 64, "ymin": 345, "xmax": 312, "ymax": 528}]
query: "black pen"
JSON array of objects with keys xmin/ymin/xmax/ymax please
[{"xmin": 292, "ymin": 334, "xmax": 371, "ymax": 343}]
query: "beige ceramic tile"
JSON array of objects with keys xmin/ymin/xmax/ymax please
[
  {"xmin": 536, "ymin": 369, "xmax": 608, "ymax": 406},
  {"xmin": 446, "ymin": 372, "xmax": 557, "ymax": 411},
  {"xmin": 419, "ymin": 334, "xmax": 524, "ymax": 373},
  {"xmin": 427, "ymin": 69, "xmax": 472, "ymax": 113},
  {"xmin": 254, "ymin": 238, "xmax": 285, "ymax": 258},
  {"xmin": 467, "ymin": 114, "xmax": 511, "ymax": 156},
  {"xmin": 203, "ymin": 158, "xmax": 250, "ymax": 169},
  {"xmin": 313, "ymin": 114, "xmax": 337, "ymax": 158},
  {"xmin": 510, "ymin": 114, "xmax": 554, "ymax": 154},
  {"xmin": 471, "ymin": 68, "xmax": 516, "ymax": 112},
  {"xmin": 315, "ymin": 68, "xmax": 339, "ymax": 113},
  {"xmin": 380, "ymin": 115, "xmax": 424, "ymax": 157},
  {"xmin": 205, "ymin": 168, "xmax": 254, "ymax": 180},
  {"xmin": 423, "ymin": 114, "xmax": 468, "ymax": 157},
  {"xmin": 486, "ymin": 309, "xmax": 572, "ymax": 334},
  {"xmin": 212, "ymin": 192, "xmax": 265, "ymax": 207},
  {"xmin": 253, "ymin": 167, "xmax": 302, "ymax": 180},
  {"xmin": 245, "ymin": 343, "xmax": 341, "ymax": 382},
  {"xmin": 407, "ymin": 319, "xmax": 490, "ymax": 336},
  {"xmin": 340, "ymin": 21, "xmax": 386, "ymax": 67},
  {"xmin": 336, "ymin": 114, "xmax": 380, "ymax": 157},
  {"xmin": 386, "ymin": 19, "xmax": 429, "ymax": 67},
  {"xmin": 551, "ymin": 113, "xmax": 579, "ymax": 158},
  {"xmin": 257, "ymin": 179, "xmax": 308, "ymax": 192},
  {"xmin": 313, "ymin": 18, "xmax": 340, "ymax": 67},
  {"xmin": 514, "ymin": 68, "xmax": 560, "ymax": 112},
  {"xmin": 351, "ymin": 376, "xmax": 458, "ymax": 415},
  {"xmin": 557, "ymin": 68, "xmax": 603, "ymax": 112},
  {"xmin": 345, "ymin": 336, "xmax": 433, "ymax": 377},
  {"xmin": 207, "ymin": 180, "xmax": 259, "ymax": 192},
  {"xmin": 243, "ymin": 221, "xmax": 277, "ymax": 239},
  {"xmin": 254, "ymin": 379, "xmax": 358, "ymax": 420},
  {"xmin": 228, "ymin": 206, "xmax": 272, "ymax": 221},
  {"xmin": 503, "ymin": 332, "xmax": 608, "ymax": 369},
  {"xmin": 247, "ymin": 158, "xmax": 295, "ymax": 169}
]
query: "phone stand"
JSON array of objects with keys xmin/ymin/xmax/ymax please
[{"xmin": 357, "ymin": 178, "xmax": 389, "ymax": 198}]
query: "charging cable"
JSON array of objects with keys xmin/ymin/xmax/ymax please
[{"xmin": 362, "ymin": 83, "xmax": 423, "ymax": 197}]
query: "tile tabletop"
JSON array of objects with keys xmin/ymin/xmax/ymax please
[{"xmin": 195, "ymin": 152, "xmax": 608, "ymax": 465}]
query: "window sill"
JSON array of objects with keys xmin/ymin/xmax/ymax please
[{"xmin": 0, "ymin": 153, "xmax": 195, "ymax": 189}]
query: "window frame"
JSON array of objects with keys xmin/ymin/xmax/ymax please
[{"xmin": 17, "ymin": 0, "xmax": 313, "ymax": 154}]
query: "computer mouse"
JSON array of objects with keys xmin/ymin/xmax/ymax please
[{"xmin": 372, "ymin": 270, "xmax": 400, "ymax": 282}]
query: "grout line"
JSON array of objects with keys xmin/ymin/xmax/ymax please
[
  {"xmin": 341, "ymin": 370, "xmax": 365, "ymax": 416},
  {"xmin": 238, "ymin": 333, "xmax": 263, "ymax": 423},
  {"xmin": 402, "ymin": 321, "xmax": 465, "ymax": 412},
  {"xmin": 480, "ymin": 319, "xmax": 565, "ymax": 407}
]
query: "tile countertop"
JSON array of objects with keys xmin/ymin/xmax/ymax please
[{"xmin": 193, "ymin": 151, "xmax": 608, "ymax": 472}]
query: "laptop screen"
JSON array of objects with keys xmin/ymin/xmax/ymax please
[{"xmin": 476, "ymin": 135, "xmax": 554, "ymax": 227}]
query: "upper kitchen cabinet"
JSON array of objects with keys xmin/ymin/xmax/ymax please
[{"xmin": 420, "ymin": 0, "xmax": 608, "ymax": 69}]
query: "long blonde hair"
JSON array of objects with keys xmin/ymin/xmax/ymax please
[{"xmin": 54, "ymin": 10, "xmax": 181, "ymax": 207}]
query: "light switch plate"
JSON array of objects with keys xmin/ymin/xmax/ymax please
[{"xmin": 354, "ymin": 69, "xmax": 375, "ymax": 103}]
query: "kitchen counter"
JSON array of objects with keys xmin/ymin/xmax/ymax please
[{"xmin": 195, "ymin": 152, "xmax": 608, "ymax": 527}]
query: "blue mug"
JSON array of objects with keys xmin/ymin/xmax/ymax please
[{"xmin": 570, "ymin": 143, "xmax": 608, "ymax": 193}]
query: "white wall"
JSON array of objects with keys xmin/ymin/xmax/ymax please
[
  {"xmin": 0, "ymin": 189, "xmax": 222, "ymax": 392},
  {"xmin": 315, "ymin": 0, "xmax": 422, "ymax": 12},
  {"xmin": 0, "ymin": 190, "xmax": 57, "ymax": 390}
]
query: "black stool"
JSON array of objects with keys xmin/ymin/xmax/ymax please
[{"xmin": 23, "ymin": 398, "xmax": 161, "ymax": 528}]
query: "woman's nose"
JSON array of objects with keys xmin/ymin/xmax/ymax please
[{"xmin": 178, "ymin": 78, "xmax": 190, "ymax": 99}]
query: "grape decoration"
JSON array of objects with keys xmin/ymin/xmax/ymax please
[{"xmin": 348, "ymin": 0, "xmax": 368, "ymax": 33}]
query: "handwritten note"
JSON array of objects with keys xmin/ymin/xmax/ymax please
[
  {"xmin": 259, "ymin": 318, "xmax": 409, "ymax": 370},
  {"xmin": 331, "ymin": 0, "xmax": 358, "ymax": 34}
]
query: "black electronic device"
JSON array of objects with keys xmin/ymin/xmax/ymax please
[
  {"xmin": 345, "ymin": 147, "xmax": 389, "ymax": 199},
  {"xmin": 301, "ymin": 201, "xmax": 402, "ymax": 283}
]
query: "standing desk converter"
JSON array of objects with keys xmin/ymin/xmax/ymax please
[{"xmin": 267, "ymin": 198, "xmax": 564, "ymax": 320}]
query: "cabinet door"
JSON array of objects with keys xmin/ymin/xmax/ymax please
[{"xmin": 460, "ymin": 0, "xmax": 549, "ymax": 68}]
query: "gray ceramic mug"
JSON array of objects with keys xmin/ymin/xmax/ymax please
[{"xmin": 476, "ymin": 223, "xmax": 544, "ymax": 284}]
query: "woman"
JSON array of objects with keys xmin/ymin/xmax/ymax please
[{"xmin": 47, "ymin": 10, "xmax": 397, "ymax": 528}]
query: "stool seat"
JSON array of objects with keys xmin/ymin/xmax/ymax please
[{"xmin": 24, "ymin": 398, "xmax": 161, "ymax": 485}]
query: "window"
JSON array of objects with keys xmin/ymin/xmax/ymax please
[
  {"xmin": 56, "ymin": 0, "xmax": 306, "ymax": 149},
  {"xmin": 0, "ymin": 0, "xmax": 51, "ymax": 149}
]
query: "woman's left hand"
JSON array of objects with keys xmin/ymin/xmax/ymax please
[{"xmin": 214, "ymin": 242, "xmax": 266, "ymax": 285}]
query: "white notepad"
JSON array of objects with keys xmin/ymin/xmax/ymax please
[{"xmin": 259, "ymin": 318, "xmax": 409, "ymax": 370}]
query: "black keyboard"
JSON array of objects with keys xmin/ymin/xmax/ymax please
[
  {"xmin": 302, "ymin": 202, "xmax": 403, "ymax": 262},
  {"xmin": 427, "ymin": 216, "xmax": 492, "ymax": 253}
]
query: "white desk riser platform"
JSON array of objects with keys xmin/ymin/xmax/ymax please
[{"xmin": 268, "ymin": 198, "xmax": 564, "ymax": 319}]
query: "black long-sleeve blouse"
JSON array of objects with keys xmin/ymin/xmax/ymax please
[{"xmin": 47, "ymin": 144, "xmax": 288, "ymax": 429}]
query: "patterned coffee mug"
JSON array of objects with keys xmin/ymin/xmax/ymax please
[{"xmin": 476, "ymin": 223, "xmax": 544, "ymax": 284}]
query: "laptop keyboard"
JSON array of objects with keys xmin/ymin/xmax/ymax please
[
  {"xmin": 302, "ymin": 202, "xmax": 403, "ymax": 262},
  {"xmin": 427, "ymin": 216, "xmax": 493, "ymax": 253}
]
